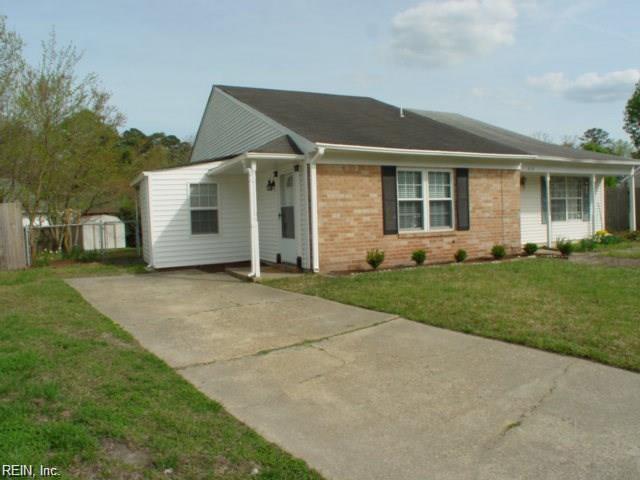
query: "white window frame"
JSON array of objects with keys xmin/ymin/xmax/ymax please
[
  {"xmin": 397, "ymin": 168, "xmax": 455, "ymax": 232},
  {"xmin": 188, "ymin": 182, "xmax": 220, "ymax": 236},
  {"xmin": 550, "ymin": 175, "xmax": 589, "ymax": 223}
]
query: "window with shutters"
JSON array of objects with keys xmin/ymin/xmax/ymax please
[
  {"xmin": 397, "ymin": 169, "xmax": 455, "ymax": 232},
  {"xmin": 189, "ymin": 183, "xmax": 219, "ymax": 234}
]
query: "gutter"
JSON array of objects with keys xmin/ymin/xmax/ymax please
[
  {"xmin": 315, "ymin": 142, "xmax": 640, "ymax": 166},
  {"xmin": 130, "ymin": 172, "xmax": 147, "ymax": 187}
]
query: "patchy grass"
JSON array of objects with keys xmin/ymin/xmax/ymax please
[
  {"xmin": 599, "ymin": 243, "xmax": 640, "ymax": 259},
  {"xmin": 0, "ymin": 263, "xmax": 322, "ymax": 479},
  {"xmin": 265, "ymin": 259, "xmax": 640, "ymax": 372}
]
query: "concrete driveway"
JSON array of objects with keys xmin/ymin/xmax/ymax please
[{"xmin": 68, "ymin": 271, "xmax": 640, "ymax": 480}]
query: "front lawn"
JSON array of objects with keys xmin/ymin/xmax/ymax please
[
  {"xmin": 265, "ymin": 259, "xmax": 640, "ymax": 372},
  {"xmin": 600, "ymin": 243, "xmax": 640, "ymax": 259},
  {"xmin": 0, "ymin": 263, "xmax": 322, "ymax": 479}
]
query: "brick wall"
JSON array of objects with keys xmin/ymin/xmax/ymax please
[{"xmin": 316, "ymin": 164, "xmax": 521, "ymax": 272}]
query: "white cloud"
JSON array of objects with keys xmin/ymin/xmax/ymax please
[
  {"xmin": 391, "ymin": 0, "xmax": 518, "ymax": 67},
  {"xmin": 527, "ymin": 69, "xmax": 640, "ymax": 102}
]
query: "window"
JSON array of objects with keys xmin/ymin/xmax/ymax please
[
  {"xmin": 397, "ymin": 169, "xmax": 454, "ymax": 231},
  {"xmin": 550, "ymin": 176, "xmax": 589, "ymax": 222},
  {"xmin": 428, "ymin": 172, "xmax": 453, "ymax": 229},
  {"xmin": 189, "ymin": 183, "xmax": 218, "ymax": 234},
  {"xmin": 397, "ymin": 171, "xmax": 424, "ymax": 229}
]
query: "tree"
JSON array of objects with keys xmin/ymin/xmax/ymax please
[
  {"xmin": 0, "ymin": 29, "xmax": 123, "ymax": 254},
  {"xmin": 531, "ymin": 131, "xmax": 554, "ymax": 143},
  {"xmin": 0, "ymin": 16, "xmax": 24, "ymax": 201},
  {"xmin": 0, "ymin": 16, "xmax": 23, "ymax": 116},
  {"xmin": 579, "ymin": 128, "xmax": 613, "ymax": 153},
  {"xmin": 611, "ymin": 139, "xmax": 635, "ymax": 158},
  {"xmin": 624, "ymin": 80, "xmax": 640, "ymax": 152}
]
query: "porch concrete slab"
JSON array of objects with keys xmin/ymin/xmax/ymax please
[
  {"xmin": 68, "ymin": 272, "xmax": 640, "ymax": 480},
  {"xmin": 66, "ymin": 271, "xmax": 394, "ymax": 368}
]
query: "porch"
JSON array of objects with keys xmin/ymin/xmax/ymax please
[{"xmin": 207, "ymin": 151, "xmax": 319, "ymax": 279}]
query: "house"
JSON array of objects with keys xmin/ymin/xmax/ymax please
[{"xmin": 131, "ymin": 85, "xmax": 639, "ymax": 276}]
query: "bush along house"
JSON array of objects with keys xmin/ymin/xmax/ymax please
[{"xmin": 131, "ymin": 85, "xmax": 639, "ymax": 277}]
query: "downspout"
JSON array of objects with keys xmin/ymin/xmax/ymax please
[
  {"xmin": 306, "ymin": 147, "xmax": 324, "ymax": 272},
  {"xmin": 545, "ymin": 172, "xmax": 553, "ymax": 248},
  {"xmin": 630, "ymin": 167, "xmax": 637, "ymax": 232},
  {"xmin": 590, "ymin": 174, "xmax": 596, "ymax": 236},
  {"xmin": 244, "ymin": 159, "xmax": 261, "ymax": 278}
]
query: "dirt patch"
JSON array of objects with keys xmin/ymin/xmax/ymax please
[
  {"xmin": 101, "ymin": 438, "xmax": 151, "ymax": 468},
  {"xmin": 99, "ymin": 332, "xmax": 134, "ymax": 350}
]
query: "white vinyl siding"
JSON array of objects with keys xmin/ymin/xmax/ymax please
[
  {"xmin": 397, "ymin": 168, "xmax": 454, "ymax": 232},
  {"xmin": 191, "ymin": 89, "xmax": 284, "ymax": 162},
  {"xmin": 144, "ymin": 162, "xmax": 250, "ymax": 269},
  {"xmin": 138, "ymin": 177, "xmax": 152, "ymax": 264},
  {"xmin": 141, "ymin": 160, "xmax": 310, "ymax": 270},
  {"xmin": 520, "ymin": 173, "xmax": 605, "ymax": 245}
]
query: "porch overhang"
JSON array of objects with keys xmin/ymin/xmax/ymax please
[{"xmin": 206, "ymin": 152, "xmax": 305, "ymax": 177}]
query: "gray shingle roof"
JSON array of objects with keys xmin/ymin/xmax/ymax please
[
  {"xmin": 250, "ymin": 135, "xmax": 302, "ymax": 154},
  {"xmin": 217, "ymin": 85, "xmax": 526, "ymax": 155},
  {"xmin": 411, "ymin": 110, "xmax": 626, "ymax": 162}
]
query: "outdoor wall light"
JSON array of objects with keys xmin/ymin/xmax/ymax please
[{"xmin": 266, "ymin": 178, "xmax": 276, "ymax": 191}]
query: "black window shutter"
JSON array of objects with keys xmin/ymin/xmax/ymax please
[
  {"xmin": 540, "ymin": 176, "xmax": 548, "ymax": 224},
  {"xmin": 455, "ymin": 169, "xmax": 470, "ymax": 231},
  {"xmin": 381, "ymin": 166, "xmax": 398, "ymax": 235},
  {"xmin": 582, "ymin": 177, "xmax": 591, "ymax": 221}
]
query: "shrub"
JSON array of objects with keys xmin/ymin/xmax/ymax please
[
  {"xmin": 78, "ymin": 250, "xmax": 101, "ymax": 263},
  {"xmin": 523, "ymin": 243, "xmax": 538, "ymax": 256},
  {"xmin": 594, "ymin": 230, "xmax": 610, "ymax": 242},
  {"xmin": 600, "ymin": 235, "xmax": 622, "ymax": 246},
  {"xmin": 366, "ymin": 249, "xmax": 385, "ymax": 270},
  {"xmin": 574, "ymin": 238, "xmax": 597, "ymax": 252},
  {"xmin": 624, "ymin": 230, "xmax": 640, "ymax": 241},
  {"xmin": 454, "ymin": 249, "xmax": 467, "ymax": 262},
  {"xmin": 33, "ymin": 249, "xmax": 59, "ymax": 267},
  {"xmin": 491, "ymin": 245, "xmax": 506, "ymax": 260},
  {"xmin": 411, "ymin": 249, "xmax": 426, "ymax": 265},
  {"xmin": 556, "ymin": 238, "xmax": 574, "ymax": 256},
  {"xmin": 62, "ymin": 245, "xmax": 83, "ymax": 261}
]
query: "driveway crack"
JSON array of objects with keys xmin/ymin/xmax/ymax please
[
  {"xmin": 474, "ymin": 360, "xmax": 577, "ymax": 479},
  {"xmin": 176, "ymin": 316, "xmax": 401, "ymax": 371}
]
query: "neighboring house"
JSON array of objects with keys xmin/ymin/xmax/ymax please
[{"xmin": 131, "ymin": 85, "xmax": 639, "ymax": 276}]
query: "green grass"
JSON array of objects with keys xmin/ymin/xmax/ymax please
[
  {"xmin": 598, "ymin": 243, "xmax": 640, "ymax": 259},
  {"xmin": 265, "ymin": 259, "xmax": 640, "ymax": 372},
  {"xmin": 0, "ymin": 262, "xmax": 322, "ymax": 479}
]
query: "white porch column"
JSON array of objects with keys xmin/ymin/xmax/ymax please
[
  {"xmin": 590, "ymin": 174, "xmax": 596, "ymax": 236},
  {"xmin": 631, "ymin": 168, "xmax": 637, "ymax": 232},
  {"xmin": 245, "ymin": 159, "xmax": 260, "ymax": 278},
  {"xmin": 545, "ymin": 172, "xmax": 553, "ymax": 247},
  {"xmin": 309, "ymin": 161, "xmax": 320, "ymax": 272}
]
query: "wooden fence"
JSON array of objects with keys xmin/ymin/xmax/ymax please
[
  {"xmin": 0, "ymin": 202, "xmax": 27, "ymax": 270},
  {"xmin": 605, "ymin": 186, "xmax": 640, "ymax": 232}
]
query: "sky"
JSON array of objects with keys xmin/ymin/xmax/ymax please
[{"xmin": 3, "ymin": 0, "xmax": 639, "ymax": 143}]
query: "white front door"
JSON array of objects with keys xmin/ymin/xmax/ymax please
[{"xmin": 279, "ymin": 172, "xmax": 297, "ymax": 264}]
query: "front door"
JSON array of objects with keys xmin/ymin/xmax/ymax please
[{"xmin": 279, "ymin": 172, "xmax": 297, "ymax": 264}]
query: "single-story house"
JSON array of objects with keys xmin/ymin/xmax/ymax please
[{"xmin": 131, "ymin": 85, "xmax": 639, "ymax": 276}]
